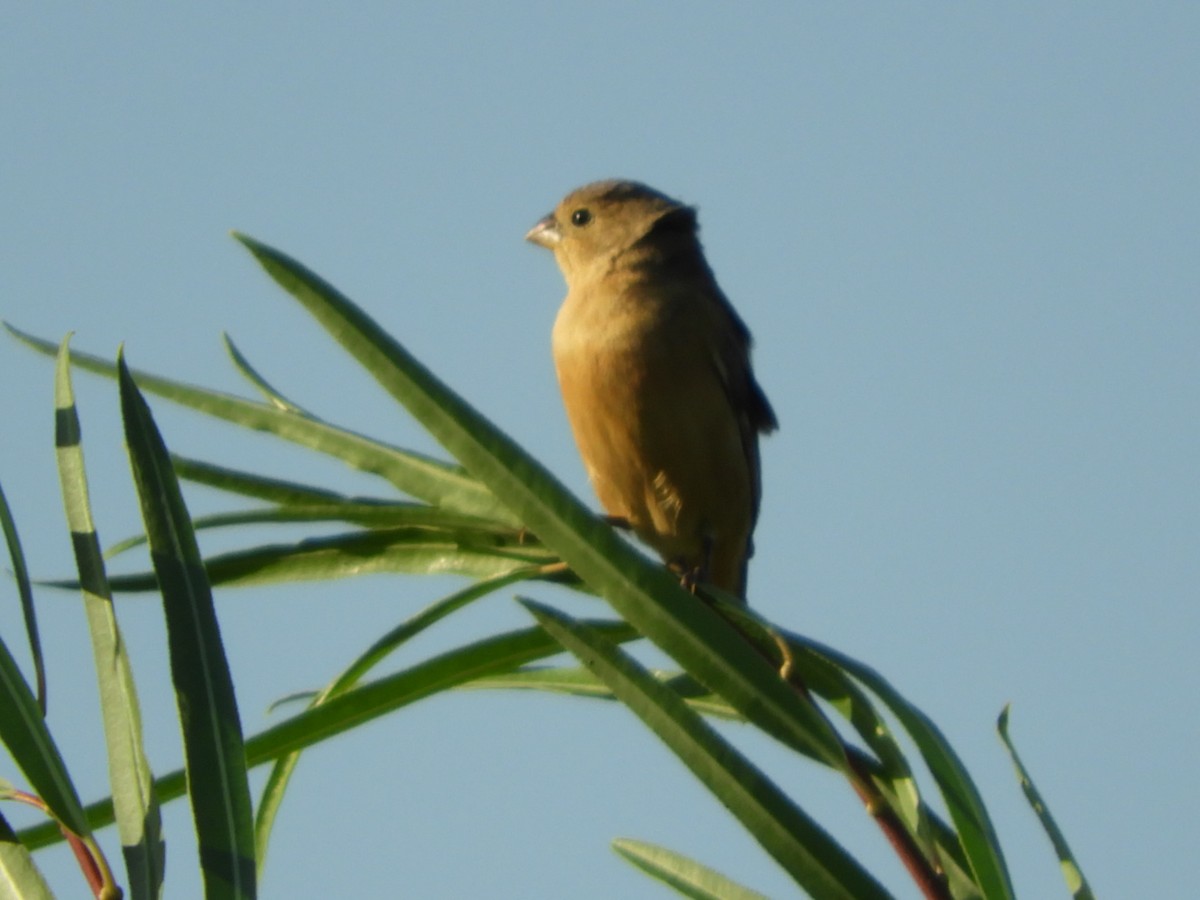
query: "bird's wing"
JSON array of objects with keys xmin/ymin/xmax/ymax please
[{"xmin": 704, "ymin": 284, "xmax": 778, "ymax": 554}]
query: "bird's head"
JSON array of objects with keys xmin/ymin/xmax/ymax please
[{"xmin": 526, "ymin": 179, "xmax": 697, "ymax": 285}]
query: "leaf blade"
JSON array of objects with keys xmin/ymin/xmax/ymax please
[
  {"xmin": 525, "ymin": 601, "xmax": 891, "ymax": 900},
  {"xmin": 5, "ymin": 321, "xmax": 510, "ymax": 523},
  {"xmin": 55, "ymin": 339, "xmax": 164, "ymax": 898},
  {"xmin": 799, "ymin": 635, "xmax": 1014, "ymax": 900},
  {"xmin": 119, "ymin": 351, "xmax": 256, "ymax": 899},
  {"xmin": 612, "ymin": 838, "xmax": 771, "ymax": 900},
  {"xmin": 997, "ymin": 707, "xmax": 1094, "ymax": 900}
]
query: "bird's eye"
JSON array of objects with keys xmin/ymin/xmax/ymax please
[{"xmin": 570, "ymin": 208, "xmax": 592, "ymax": 227}]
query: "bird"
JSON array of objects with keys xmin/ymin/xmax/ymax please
[{"xmin": 526, "ymin": 179, "xmax": 777, "ymax": 600}]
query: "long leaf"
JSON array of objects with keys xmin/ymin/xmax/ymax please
[
  {"xmin": 0, "ymin": 805, "xmax": 54, "ymax": 900},
  {"xmin": 782, "ymin": 641, "xmax": 948, "ymax": 881},
  {"xmin": 5, "ymin": 322, "xmax": 511, "ymax": 524},
  {"xmin": 997, "ymin": 707, "xmax": 1094, "ymax": 900},
  {"xmin": 171, "ymin": 455, "xmax": 365, "ymax": 505},
  {"xmin": 56, "ymin": 339, "xmax": 164, "ymax": 899},
  {"xmin": 0, "ymin": 368, "xmax": 93, "ymax": 847},
  {"xmin": 171, "ymin": 454, "xmax": 514, "ymax": 532},
  {"xmin": 119, "ymin": 352, "xmax": 256, "ymax": 900},
  {"xmin": 464, "ymin": 667, "xmax": 747, "ymax": 722},
  {"xmin": 472, "ymin": 661, "xmax": 981, "ymax": 897},
  {"xmin": 525, "ymin": 601, "xmax": 890, "ymax": 899},
  {"xmin": 0, "ymin": 591, "xmax": 88, "ymax": 838},
  {"xmin": 0, "ymin": 483, "xmax": 45, "ymax": 714},
  {"xmin": 17, "ymin": 621, "xmax": 637, "ymax": 851},
  {"xmin": 51, "ymin": 526, "xmax": 558, "ymax": 593},
  {"xmin": 798, "ymin": 635, "xmax": 1014, "ymax": 900},
  {"xmin": 103, "ymin": 502, "xmax": 519, "ymax": 560},
  {"xmin": 253, "ymin": 564, "xmax": 543, "ymax": 870},
  {"xmin": 612, "ymin": 838, "xmax": 771, "ymax": 900}
]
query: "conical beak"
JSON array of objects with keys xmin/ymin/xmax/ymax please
[{"xmin": 525, "ymin": 213, "xmax": 561, "ymax": 248}]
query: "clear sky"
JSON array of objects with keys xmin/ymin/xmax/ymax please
[{"xmin": 2, "ymin": 6, "xmax": 1196, "ymax": 898}]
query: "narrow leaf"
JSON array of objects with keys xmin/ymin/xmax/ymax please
[
  {"xmin": 119, "ymin": 351, "xmax": 256, "ymax": 899},
  {"xmin": 221, "ymin": 333, "xmax": 309, "ymax": 414},
  {"xmin": 0, "ymin": 808, "xmax": 55, "ymax": 900},
  {"xmin": 525, "ymin": 601, "xmax": 890, "ymax": 900},
  {"xmin": 5, "ymin": 322, "xmax": 511, "ymax": 524},
  {"xmin": 171, "ymin": 455, "xmax": 363, "ymax": 505},
  {"xmin": 799, "ymin": 635, "xmax": 1014, "ymax": 900},
  {"xmin": 783, "ymin": 641, "xmax": 946, "ymax": 878},
  {"xmin": 997, "ymin": 707, "xmax": 1094, "ymax": 900},
  {"xmin": 55, "ymin": 338, "xmax": 164, "ymax": 899},
  {"xmin": 0, "ymin": 483, "xmax": 45, "ymax": 714},
  {"xmin": 253, "ymin": 565, "xmax": 541, "ymax": 870},
  {"xmin": 103, "ymin": 502, "xmax": 519, "ymax": 559},
  {"xmin": 0, "ymin": 605, "xmax": 88, "ymax": 837},
  {"xmin": 17, "ymin": 621, "xmax": 638, "ymax": 851},
  {"xmin": 464, "ymin": 667, "xmax": 745, "ymax": 721},
  {"xmin": 91, "ymin": 526, "xmax": 558, "ymax": 592},
  {"xmin": 612, "ymin": 838, "xmax": 771, "ymax": 900}
]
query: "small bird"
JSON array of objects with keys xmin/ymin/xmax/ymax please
[{"xmin": 526, "ymin": 179, "xmax": 777, "ymax": 600}]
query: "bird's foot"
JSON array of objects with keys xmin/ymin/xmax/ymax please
[{"xmin": 677, "ymin": 565, "xmax": 702, "ymax": 594}]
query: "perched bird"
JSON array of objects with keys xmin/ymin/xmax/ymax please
[{"xmin": 526, "ymin": 179, "xmax": 777, "ymax": 600}]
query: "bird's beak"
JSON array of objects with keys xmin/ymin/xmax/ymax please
[{"xmin": 525, "ymin": 213, "xmax": 561, "ymax": 248}]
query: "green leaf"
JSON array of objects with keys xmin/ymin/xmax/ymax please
[
  {"xmin": 221, "ymin": 333, "xmax": 309, "ymax": 414},
  {"xmin": 0, "ymin": 483, "xmax": 45, "ymax": 714},
  {"xmin": 91, "ymin": 526, "xmax": 559, "ymax": 592},
  {"xmin": 612, "ymin": 838, "xmax": 771, "ymax": 900},
  {"xmin": 55, "ymin": 339, "xmax": 164, "ymax": 898},
  {"xmin": 17, "ymin": 621, "xmax": 637, "ymax": 852},
  {"xmin": 244, "ymin": 619, "xmax": 638, "ymax": 763},
  {"xmin": 475, "ymin": 655, "xmax": 981, "ymax": 897},
  {"xmin": 464, "ymin": 667, "xmax": 745, "ymax": 721},
  {"xmin": 998, "ymin": 707, "xmax": 1094, "ymax": 900},
  {"xmin": 0, "ymin": 583, "xmax": 89, "ymax": 839},
  {"xmin": 525, "ymin": 601, "xmax": 890, "ymax": 900},
  {"xmin": 0, "ymin": 806, "xmax": 54, "ymax": 900},
  {"xmin": 798, "ymin": 635, "xmax": 1014, "ymax": 900},
  {"xmin": 781, "ymin": 641, "xmax": 949, "ymax": 881},
  {"xmin": 171, "ymin": 455, "xmax": 367, "ymax": 505},
  {"xmin": 5, "ymin": 321, "xmax": 512, "ymax": 524},
  {"xmin": 0, "ymin": 361, "xmax": 92, "ymax": 850},
  {"xmin": 119, "ymin": 351, "xmax": 256, "ymax": 899},
  {"xmin": 103, "ymin": 501, "xmax": 520, "ymax": 559},
  {"xmin": 253, "ymin": 565, "xmax": 542, "ymax": 871}
]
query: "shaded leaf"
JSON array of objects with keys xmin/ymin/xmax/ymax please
[
  {"xmin": 0, "ymin": 483, "xmax": 45, "ymax": 714},
  {"xmin": 797, "ymin": 635, "xmax": 1013, "ymax": 900},
  {"xmin": 526, "ymin": 601, "xmax": 890, "ymax": 900},
  {"xmin": 119, "ymin": 352, "xmax": 256, "ymax": 899}
]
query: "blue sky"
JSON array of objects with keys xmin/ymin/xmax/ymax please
[{"xmin": 2, "ymin": 6, "xmax": 1196, "ymax": 897}]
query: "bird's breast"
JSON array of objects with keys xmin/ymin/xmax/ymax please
[{"xmin": 550, "ymin": 282, "xmax": 751, "ymax": 566}]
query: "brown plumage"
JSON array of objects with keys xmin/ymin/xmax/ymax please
[{"xmin": 526, "ymin": 179, "xmax": 777, "ymax": 600}]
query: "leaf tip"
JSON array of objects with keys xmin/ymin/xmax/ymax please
[
  {"xmin": 516, "ymin": 597, "xmax": 554, "ymax": 621},
  {"xmin": 230, "ymin": 230, "xmax": 262, "ymax": 255}
]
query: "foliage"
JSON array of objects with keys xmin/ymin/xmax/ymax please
[{"xmin": 0, "ymin": 238, "xmax": 1092, "ymax": 898}]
